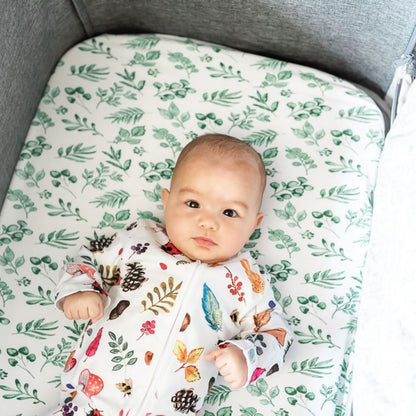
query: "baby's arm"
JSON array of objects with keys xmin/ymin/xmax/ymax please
[
  {"xmin": 205, "ymin": 344, "xmax": 247, "ymax": 389},
  {"xmin": 62, "ymin": 291, "xmax": 105, "ymax": 323},
  {"xmin": 207, "ymin": 267, "xmax": 293, "ymax": 389}
]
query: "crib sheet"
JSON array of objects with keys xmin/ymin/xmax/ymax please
[{"xmin": 0, "ymin": 34, "xmax": 385, "ymax": 416}]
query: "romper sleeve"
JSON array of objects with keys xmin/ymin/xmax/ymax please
[
  {"xmin": 220, "ymin": 264, "xmax": 293, "ymax": 388},
  {"xmin": 54, "ymin": 232, "xmax": 120, "ymax": 311}
]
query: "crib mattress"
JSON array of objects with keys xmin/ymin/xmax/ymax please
[{"xmin": 0, "ymin": 34, "xmax": 384, "ymax": 416}]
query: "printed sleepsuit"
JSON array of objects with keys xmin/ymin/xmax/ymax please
[{"xmin": 49, "ymin": 219, "xmax": 292, "ymax": 415}]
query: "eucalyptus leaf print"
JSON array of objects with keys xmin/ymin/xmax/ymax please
[
  {"xmin": 31, "ymin": 110, "xmax": 55, "ymax": 132},
  {"xmin": 7, "ymin": 190, "xmax": 37, "ymax": 218},
  {"xmin": 19, "ymin": 135, "xmax": 52, "ymax": 161},
  {"xmin": 15, "ymin": 319, "xmax": 59, "ymax": 340},
  {"xmin": 338, "ymin": 106, "xmax": 381, "ymax": 123},
  {"xmin": 203, "ymin": 89, "xmax": 242, "ymax": 107},
  {"xmin": 292, "ymin": 121, "xmax": 325, "ymax": 146},
  {"xmin": 62, "ymin": 114, "xmax": 103, "ymax": 136},
  {"xmin": 57, "ymin": 143, "xmax": 96, "ymax": 162},
  {"xmin": 108, "ymin": 331, "xmax": 138, "ymax": 371},
  {"xmin": 70, "ymin": 64, "xmax": 110, "ymax": 82},
  {"xmin": 0, "ymin": 379, "xmax": 46, "ymax": 404},
  {"xmin": 291, "ymin": 357, "xmax": 334, "ymax": 378},
  {"xmin": 78, "ymin": 38, "xmax": 116, "ymax": 60},
  {"xmin": 0, "ymin": 33, "xmax": 385, "ymax": 416}
]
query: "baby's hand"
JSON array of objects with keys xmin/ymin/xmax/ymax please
[
  {"xmin": 62, "ymin": 291, "xmax": 104, "ymax": 323},
  {"xmin": 205, "ymin": 344, "xmax": 248, "ymax": 389}
]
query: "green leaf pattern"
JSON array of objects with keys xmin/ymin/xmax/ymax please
[{"xmin": 0, "ymin": 34, "xmax": 384, "ymax": 415}]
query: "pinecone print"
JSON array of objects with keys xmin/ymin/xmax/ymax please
[
  {"xmin": 89, "ymin": 234, "xmax": 116, "ymax": 252},
  {"xmin": 171, "ymin": 388, "xmax": 199, "ymax": 414},
  {"xmin": 122, "ymin": 262, "xmax": 147, "ymax": 292}
]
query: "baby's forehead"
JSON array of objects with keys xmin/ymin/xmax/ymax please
[{"xmin": 179, "ymin": 144, "xmax": 260, "ymax": 168}]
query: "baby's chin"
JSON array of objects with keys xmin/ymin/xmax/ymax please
[{"xmin": 184, "ymin": 249, "xmax": 239, "ymax": 265}]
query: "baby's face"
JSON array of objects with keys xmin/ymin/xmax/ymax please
[{"xmin": 162, "ymin": 152, "xmax": 264, "ymax": 263}]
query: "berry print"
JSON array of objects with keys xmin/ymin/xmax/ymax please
[
  {"xmin": 224, "ymin": 266, "xmax": 245, "ymax": 302},
  {"xmin": 129, "ymin": 242, "xmax": 150, "ymax": 258},
  {"xmin": 137, "ymin": 320, "xmax": 156, "ymax": 340},
  {"xmin": 61, "ymin": 400, "xmax": 78, "ymax": 416}
]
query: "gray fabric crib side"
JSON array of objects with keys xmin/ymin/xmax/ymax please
[{"xmin": 1, "ymin": 0, "xmax": 416, "ymax": 210}]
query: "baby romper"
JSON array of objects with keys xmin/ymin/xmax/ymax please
[{"xmin": 49, "ymin": 219, "xmax": 292, "ymax": 415}]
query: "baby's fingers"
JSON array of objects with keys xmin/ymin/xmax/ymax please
[
  {"xmin": 205, "ymin": 349, "xmax": 221, "ymax": 361},
  {"xmin": 88, "ymin": 303, "xmax": 104, "ymax": 323}
]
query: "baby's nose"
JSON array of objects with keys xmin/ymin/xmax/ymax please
[{"xmin": 198, "ymin": 212, "xmax": 218, "ymax": 230}]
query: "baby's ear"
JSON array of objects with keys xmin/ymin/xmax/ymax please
[
  {"xmin": 255, "ymin": 212, "xmax": 264, "ymax": 227},
  {"xmin": 161, "ymin": 188, "xmax": 170, "ymax": 208}
]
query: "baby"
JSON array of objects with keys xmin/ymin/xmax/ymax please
[{"xmin": 50, "ymin": 134, "xmax": 292, "ymax": 415}]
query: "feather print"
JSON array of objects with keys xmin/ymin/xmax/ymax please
[{"xmin": 201, "ymin": 283, "xmax": 222, "ymax": 331}]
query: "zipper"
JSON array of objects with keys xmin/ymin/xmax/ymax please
[{"xmin": 136, "ymin": 260, "xmax": 201, "ymax": 414}]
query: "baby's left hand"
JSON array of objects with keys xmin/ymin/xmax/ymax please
[{"xmin": 205, "ymin": 344, "xmax": 248, "ymax": 389}]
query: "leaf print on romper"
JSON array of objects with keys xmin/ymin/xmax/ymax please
[
  {"xmin": 141, "ymin": 276, "xmax": 183, "ymax": 315},
  {"xmin": 173, "ymin": 340, "xmax": 204, "ymax": 382}
]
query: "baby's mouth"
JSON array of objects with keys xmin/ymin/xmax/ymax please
[{"xmin": 193, "ymin": 236, "xmax": 217, "ymax": 247}]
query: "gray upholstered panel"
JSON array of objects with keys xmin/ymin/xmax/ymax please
[
  {"xmin": 72, "ymin": 0, "xmax": 416, "ymax": 97},
  {"xmin": 0, "ymin": 0, "xmax": 85, "ymax": 208}
]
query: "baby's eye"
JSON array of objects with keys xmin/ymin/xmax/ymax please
[
  {"xmin": 186, "ymin": 200, "xmax": 200, "ymax": 209},
  {"xmin": 223, "ymin": 209, "xmax": 238, "ymax": 218}
]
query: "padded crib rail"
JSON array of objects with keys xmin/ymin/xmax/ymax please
[{"xmin": 71, "ymin": 0, "xmax": 416, "ymax": 98}]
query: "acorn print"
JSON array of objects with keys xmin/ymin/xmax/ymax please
[
  {"xmin": 64, "ymin": 350, "xmax": 77, "ymax": 373},
  {"xmin": 122, "ymin": 262, "xmax": 147, "ymax": 291},
  {"xmin": 109, "ymin": 300, "xmax": 130, "ymax": 320},
  {"xmin": 144, "ymin": 351, "xmax": 154, "ymax": 365},
  {"xmin": 180, "ymin": 313, "xmax": 191, "ymax": 332},
  {"xmin": 171, "ymin": 388, "xmax": 199, "ymax": 414}
]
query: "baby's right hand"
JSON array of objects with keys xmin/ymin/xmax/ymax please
[{"xmin": 62, "ymin": 291, "xmax": 104, "ymax": 323}]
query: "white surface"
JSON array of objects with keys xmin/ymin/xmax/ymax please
[{"xmin": 353, "ymin": 80, "xmax": 416, "ymax": 414}]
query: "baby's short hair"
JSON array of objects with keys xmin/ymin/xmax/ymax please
[{"xmin": 174, "ymin": 133, "xmax": 266, "ymax": 193}]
